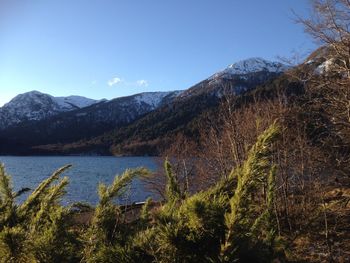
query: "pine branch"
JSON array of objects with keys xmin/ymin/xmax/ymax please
[
  {"xmin": 220, "ymin": 122, "xmax": 280, "ymax": 262},
  {"xmin": 0, "ymin": 164, "xmax": 14, "ymax": 204},
  {"xmin": 18, "ymin": 165, "xmax": 71, "ymax": 217},
  {"xmin": 164, "ymin": 159, "xmax": 182, "ymax": 203}
]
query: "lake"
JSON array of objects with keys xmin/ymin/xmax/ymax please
[{"xmin": 0, "ymin": 156, "xmax": 159, "ymax": 205}]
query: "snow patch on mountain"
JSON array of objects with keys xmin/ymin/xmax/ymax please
[
  {"xmin": 0, "ymin": 90, "xmax": 183, "ymax": 130},
  {"xmin": 134, "ymin": 91, "xmax": 180, "ymax": 109},
  {"xmin": 210, "ymin": 57, "xmax": 289, "ymax": 79},
  {"xmin": 0, "ymin": 91, "xmax": 99, "ymax": 129},
  {"xmin": 54, "ymin": 96, "xmax": 98, "ymax": 110},
  {"xmin": 315, "ymin": 59, "xmax": 334, "ymax": 74}
]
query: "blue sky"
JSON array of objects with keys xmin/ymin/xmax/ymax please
[{"xmin": 0, "ymin": 0, "xmax": 316, "ymax": 106}]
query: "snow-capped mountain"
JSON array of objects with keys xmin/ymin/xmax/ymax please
[
  {"xmin": 0, "ymin": 91, "xmax": 99, "ymax": 129},
  {"xmin": 0, "ymin": 90, "xmax": 181, "ymax": 131},
  {"xmin": 0, "ymin": 57, "xmax": 289, "ymax": 155},
  {"xmin": 210, "ymin": 57, "xmax": 288, "ymax": 78},
  {"xmin": 179, "ymin": 58, "xmax": 288, "ymax": 99},
  {"xmin": 88, "ymin": 58, "xmax": 291, "ymax": 156},
  {"xmin": 64, "ymin": 90, "xmax": 181, "ymax": 126},
  {"xmin": 0, "ymin": 90, "xmax": 181, "ymax": 152}
]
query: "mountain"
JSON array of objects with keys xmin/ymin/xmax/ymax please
[
  {"xmin": 103, "ymin": 59, "xmax": 293, "ymax": 155},
  {"xmin": 0, "ymin": 91, "xmax": 99, "ymax": 130},
  {"xmin": 29, "ymin": 58, "xmax": 290, "ymax": 155},
  {"xmin": 0, "ymin": 57, "xmax": 291, "ymax": 155},
  {"xmin": 0, "ymin": 91, "xmax": 181, "ymax": 154},
  {"xmin": 215, "ymin": 57, "xmax": 288, "ymax": 75},
  {"xmin": 178, "ymin": 58, "xmax": 289, "ymax": 99}
]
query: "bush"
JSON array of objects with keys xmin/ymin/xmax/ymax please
[{"xmin": 0, "ymin": 123, "xmax": 282, "ymax": 262}]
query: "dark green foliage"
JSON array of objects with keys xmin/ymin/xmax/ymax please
[
  {"xmin": 130, "ymin": 122, "xmax": 281, "ymax": 263},
  {"xmin": 0, "ymin": 164, "xmax": 79, "ymax": 262},
  {"xmin": 139, "ymin": 197, "xmax": 152, "ymax": 223},
  {"xmin": 164, "ymin": 159, "xmax": 182, "ymax": 203},
  {"xmin": 83, "ymin": 168, "xmax": 150, "ymax": 263},
  {"xmin": 220, "ymin": 123, "xmax": 280, "ymax": 262}
]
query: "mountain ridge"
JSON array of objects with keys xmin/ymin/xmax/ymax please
[
  {"xmin": 0, "ymin": 57, "xmax": 290, "ymax": 155},
  {"xmin": 0, "ymin": 90, "xmax": 99, "ymax": 130}
]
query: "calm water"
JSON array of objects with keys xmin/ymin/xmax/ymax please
[{"xmin": 0, "ymin": 156, "xmax": 158, "ymax": 205}]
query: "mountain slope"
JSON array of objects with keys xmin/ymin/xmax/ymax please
[
  {"xmin": 178, "ymin": 58, "xmax": 289, "ymax": 99},
  {"xmin": 0, "ymin": 91, "xmax": 98, "ymax": 129},
  {"xmin": 33, "ymin": 58, "xmax": 291, "ymax": 155},
  {"xmin": 214, "ymin": 57, "xmax": 288, "ymax": 75},
  {"xmin": 0, "ymin": 57, "xmax": 291, "ymax": 155},
  {"xmin": 0, "ymin": 91, "xmax": 180, "ymax": 154}
]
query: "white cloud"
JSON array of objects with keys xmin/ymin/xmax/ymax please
[
  {"xmin": 107, "ymin": 77, "xmax": 149, "ymax": 88},
  {"xmin": 136, "ymin": 79, "xmax": 149, "ymax": 87},
  {"xmin": 108, "ymin": 77, "xmax": 122, "ymax": 87}
]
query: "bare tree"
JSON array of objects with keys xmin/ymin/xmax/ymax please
[
  {"xmin": 295, "ymin": 0, "xmax": 350, "ymax": 172},
  {"xmin": 297, "ymin": 0, "xmax": 350, "ymax": 74}
]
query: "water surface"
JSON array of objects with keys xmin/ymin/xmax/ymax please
[{"xmin": 0, "ymin": 156, "xmax": 158, "ymax": 205}]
